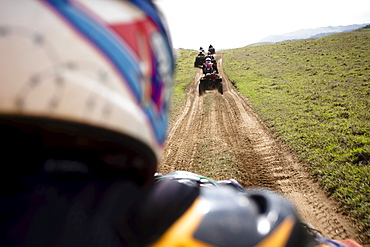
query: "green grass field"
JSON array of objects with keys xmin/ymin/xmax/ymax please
[
  {"xmin": 222, "ymin": 27, "xmax": 370, "ymax": 240},
  {"xmin": 169, "ymin": 49, "xmax": 199, "ymax": 122}
]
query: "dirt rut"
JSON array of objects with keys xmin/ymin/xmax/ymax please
[{"xmin": 158, "ymin": 54, "xmax": 361, "ymax": 243}]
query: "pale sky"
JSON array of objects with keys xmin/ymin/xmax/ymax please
[{"xmin": 154, "ymin": 0, "xmax": 370, "ymax": 50}]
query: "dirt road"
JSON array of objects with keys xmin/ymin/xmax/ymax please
[{"xmin": 158, "ymin": 53, "xmax": 361, "ymax": 243}]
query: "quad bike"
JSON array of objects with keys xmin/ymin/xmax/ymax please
[
  {"xmin": 154, "ymin": 171, "xmax": 356, "ymax": 247},
  {"xmin": 199, "ymin": 73, "xmax": 223, "ymax": 96},
  {"xmin": 194, "ymin": 55, "xmax": 205, "ymax": 68}
]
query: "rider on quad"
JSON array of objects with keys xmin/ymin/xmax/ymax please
[
  {"xmin": 198, "ymin": 51, "xmax": 205, "ymax": 56},
  {"xmin": 205, "ymin": 51, "xmax": 217, "ymax": 65},
  {"xmin": 203, "ymin": 57, "xmax": 219, "ymax": 74},
  {"xmin": 208, "ymin": 44, "xmax": 216, "ymax": 54},
  {"xmin": 194, "ymin": 51, "xmax": 206, "ymax": 67},
  {"xmin": 205, "ymin": 51, "xmax": 214, "ymax": 60}
]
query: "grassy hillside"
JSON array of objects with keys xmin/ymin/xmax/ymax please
[
  {"xmin": 222, "ymin": 28, "xmax": 370, "ymax": 240},
  {"xmin": 169, "ymin": 49, "xmax": 198, "ymax": 122}
]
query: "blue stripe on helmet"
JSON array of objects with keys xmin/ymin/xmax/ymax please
[{"xmin": 45, "ymin": 0, "xmax": 143, "ymax": 101}]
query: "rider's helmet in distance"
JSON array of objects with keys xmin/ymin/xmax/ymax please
[{"xmin": 0, "ymin": 0, "xmax": 175, "ymax": 186}]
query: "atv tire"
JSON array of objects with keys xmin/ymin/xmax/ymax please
[
  {"xmin": 217, "ymin": 80, "xmax": 223, "ymax": 94},
  {"xmin": 199, "ymin": 81, "xmax": 205, "ymax": 96}
]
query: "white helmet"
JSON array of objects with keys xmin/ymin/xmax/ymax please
[
  {"xmin": 0, "ymin": 0, "xmax": 174, "ymax": 184},
  {"xmin": 206, "ymin": 58, "xmax": 211, "ymax": 62}
]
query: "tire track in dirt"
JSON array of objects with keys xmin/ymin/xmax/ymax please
[
  {"xmin": 160, "ymin": 72, "xmax": 200, "ymax": 172},
  {"xmin": 159, "ymin": 53, "xmax": 362, "ymax": 244}
]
